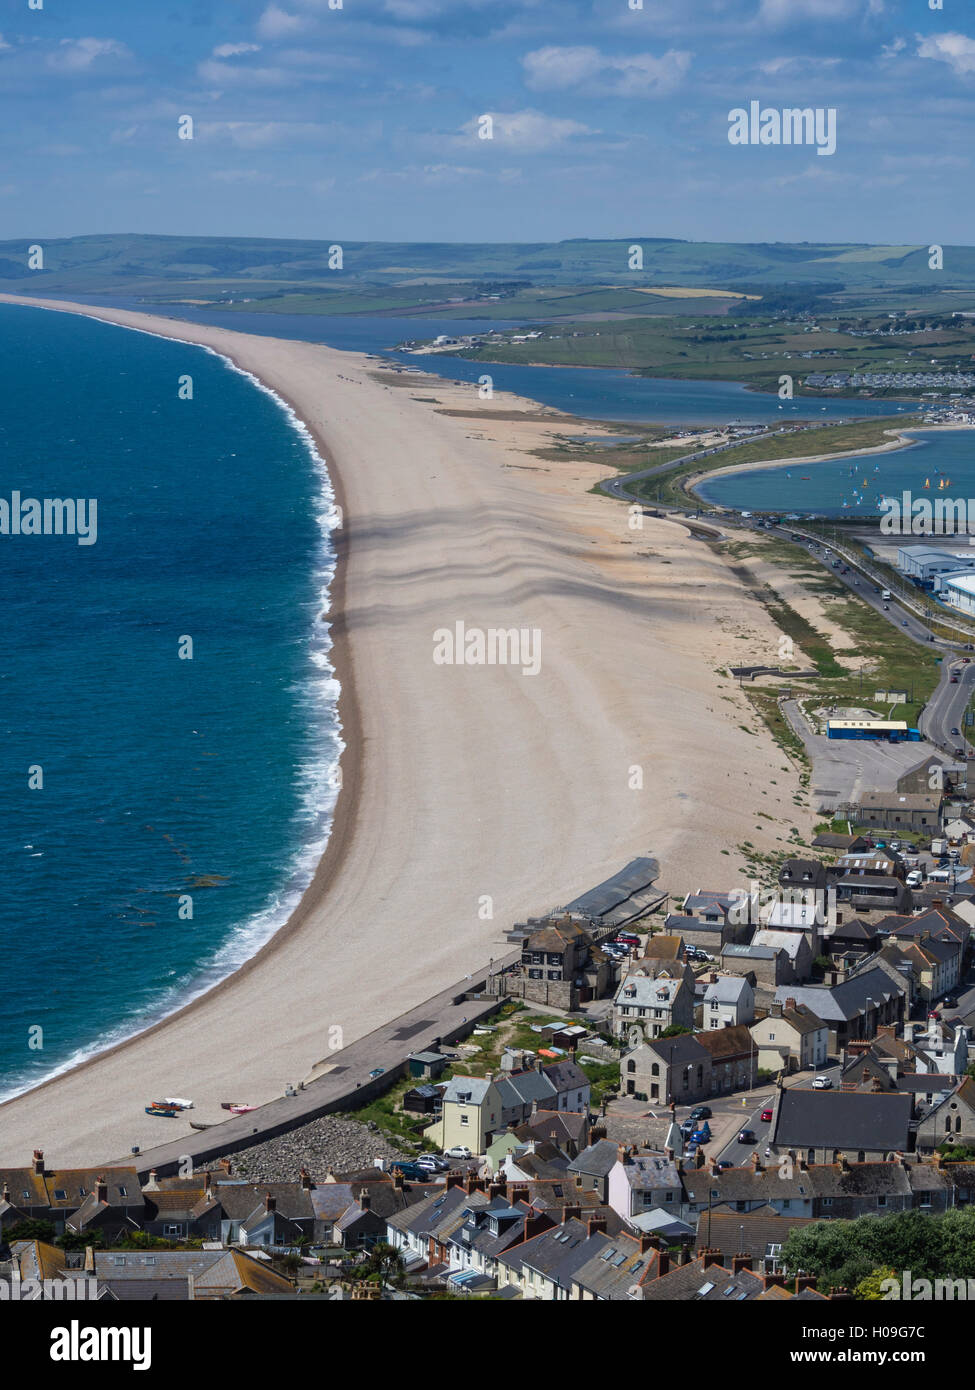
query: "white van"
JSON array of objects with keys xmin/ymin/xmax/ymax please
[
  {"xmin": 881, "ymin": 589, "xmax": 891, "ymax": 600},
  {"xmin": 906, "ymin": 869, "xmax": 924, "ymax": 888}
]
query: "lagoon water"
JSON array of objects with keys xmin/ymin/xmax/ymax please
[
  {"xmin": 0, "ymin": 303, "xmax": 340, "ymax": 1097},
  {"xmin": 66, "ymin": 297, "xmax": 920, "ymax": 427},
  {"xmin": 696, "ymin": 429, "xmax": 975, "ymax": 516}
]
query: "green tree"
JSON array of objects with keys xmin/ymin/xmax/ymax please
[{"xmin": 854, "ymin": 1267, "xmax": 898, "ymax": 1301}]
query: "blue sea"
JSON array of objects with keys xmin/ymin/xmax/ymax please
[
  {"xmin": 0, "ymin": 303, "xmax": 341, "ymax": 1099},
  {"xmin": 696, "ymin": 429, "xmax": 975, "ymax": 516}
]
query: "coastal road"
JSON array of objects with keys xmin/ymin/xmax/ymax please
[{"xmin": 918, "ymin": 655, "xmax": 975, "ymax": 756}]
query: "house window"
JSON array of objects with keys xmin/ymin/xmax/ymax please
[
  {"xmin": 768, "ymin": 1033, "xmax": 775, "ymax": 1041},
  {"xmin": 54, "ymin": 1189, "xmax": 67, "ymax": 1201},
  {"xmin": 460, "ymin": 1114, "xmax": 469, "ymax": 1126},
  {"xmin": 627, "ymin": 1061, "xmax": 636, "ymax": 1073},
  {"xmin": 118, "ymin": 1187, "xmax": 127, "ymax": 1198},
  {"xmin": 822, "ymin": 1198, "xmax": 833, "ymax": 1207},
  {"xmin": 651, "ymin": 1064, "xmax": 660, "ymax": 1077},
  {"xmin": 877, "ymin": 1197, "xmax": 887, "ymax": 1208}
]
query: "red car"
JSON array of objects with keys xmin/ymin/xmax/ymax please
[{"xmin": 761, "ymin": 1107, "xmax": 774, "ymax": 1123}]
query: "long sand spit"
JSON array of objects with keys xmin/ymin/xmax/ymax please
[{"xmin": 0, "ymin": 294, "xmax": 811, "ymax": 1164}]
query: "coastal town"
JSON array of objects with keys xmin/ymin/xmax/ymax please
[{"xmin": 7, "ymin": 801, "xmax": 975, "ymax": 1301}]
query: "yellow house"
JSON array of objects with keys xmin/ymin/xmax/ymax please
[{"xmin": 425, "ymin": 1074, "xmax": 502, "ymax": 1155}]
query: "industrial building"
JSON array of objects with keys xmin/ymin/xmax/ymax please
[
  {"xmin": 826, "ymin": 719, "xmax": 921, "ymax": 742},
  {"xmin": 939, "ymin": 572, "xmax": 975, "ymax": 616},
  {"xmin": 896, "ymin": 546, "xmax": 975, "ymax": 585}
]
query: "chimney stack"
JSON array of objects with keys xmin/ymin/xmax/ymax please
[
  {"xmin": 264, "ymin": 1193, "xmax": 276, "ymax": 1213},
  {"xmin": 656, "ymin": 1250, "xmax": 670, "ymax": 1278},
  {"xmin": 392, "ymin": 1172, "xmax": 405, "ymax": 1190},
  {"xmin": 32, "ymin": 1150, "xmax": 44, "ymax": 1176},
  {"xmin": 95, "ymin": 1177, "xmax": 108, "ymax": 1204},
  {"xmin": 587, "ymin": 1216, "xmax": 607, "ymax": 1237},
  {"xmin": 785, "ymin": 997, "xmax": 797, "ymax": 1012},
  {"xmin": 299, "ymin": 1167, "xmax": 314, "ymax": 1191},
  {"xmin": 701, "ymin": 1248, "xmax": 724, "ymax": 1268},
  {"xmin": 219, "ymin": 1158, "xmax": 233, "ymax": 1175},
  {"xmin": 732, "ymin": 1254, "xmax": 754, "ymax": 1274},
  {"xmin": 360, "ymin": 1192, "xmax": 371, "ymax": 1211},
  {"xmin": 561, "ymin": 1204, "xmax": 582, "ymax": 1224}
]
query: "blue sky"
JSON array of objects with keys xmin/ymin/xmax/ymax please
[{"xmin": 0, "ymin": 0, "xmax": 973, "ymax": 244}]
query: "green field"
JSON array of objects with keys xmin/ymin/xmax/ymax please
[{"xmin": 8, "ymin": 233, "xmax": 975, "ymax": 300}]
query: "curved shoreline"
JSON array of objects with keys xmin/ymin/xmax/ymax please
[
  {"xmin": 0, "ymin": 293, "xmax": 821, "ymax": 1165},
  {"xmin": 0, "ymin": 295, "xmax": 367, "ymax": 1101},
  {"xmin": 682, "ymin": 423, "xmax": 975, "ymax": 503}
]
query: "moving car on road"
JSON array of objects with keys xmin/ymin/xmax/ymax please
[
  {"xmin": 760, "ymin": 1107, "xmax": 774, "ymax": 1122},
  {"xmin": 738, "ymin": 1129, "xmax": 756, "ymax": 1144}
]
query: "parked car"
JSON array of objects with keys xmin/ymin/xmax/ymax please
[
  {"xmin": 691, "ymin": 1125, "xmax": 711, "ymax": 1144},
  {"xmin": 416, "ymin": 1154, "xmax": 449, "ymax": 1171},
  {"xmin": 689, "ymin": 1105, "xmax": 712, "ymax": 1122},
  {"xmin": 760, "ymin": 1107, "xmax": 774, "ymax": 1122},
  {"xmin": 812, "ymin": 1075, "xmax": 833, "ymax": 1090},
  {"xmin": 716, "ymin": 1160, "xmax": 735, "ymax": 1170},
  {"xmin": 392, "ymin": 1163, "xmax": 431, "ymax": 1182},
  {"xmin": 443, "ymin": 1145, "xmax": 473, "ymax": 1160},
  {"xmin": 738, "ymin": 1129, "xmax": 756, "ymax": 1145},
  {"xmin": 617, "ymin": 933, "xmax": 641, "ymax": 947}
]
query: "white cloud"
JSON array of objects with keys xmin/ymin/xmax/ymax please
[
  {"xmin": 0, "ymin": 34, "xmax": 10, "ymax": 52},
  {"xmin": 758, "ymin": 55, "xmax": 841, "ymax": 75},
  {"xmin": 212, "ymin": 43, "xmax": 262, "ymax": 58},
  {"xmin": 47, "ymin": 38, "xmax": 132, "ymax": 73},
  {"xmin": 916, "ymin": 32, "xmax": 975, "ymax": 78},
  {"xmin": 461, "ymin": 109, "xmax": 594, "ymax": 152},
  {"xmin": 759, "ymin": 0, "xmax": 884, "ymax": 24},
  {"xmin": 522, "ymin": 45, "xmax": 691, "ymax": 97},
  {"xmin": 257, "ymin": 5, "xmax": 307, "ymax": 39},
  {"xmin": 881, "ymin": 36, "xmax": 906, "ymax": 60}
]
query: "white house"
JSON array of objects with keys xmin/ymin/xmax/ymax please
[{"xmin": 702, "ymin": 975, "xmax": 754, "ymax": 1029}]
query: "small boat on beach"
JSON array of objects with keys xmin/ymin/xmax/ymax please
[
  {"xmin": 145, "ymin": 1106, "xmax": 178, "ymax": 1118},
  {"xmin": 189, "ymin": 1120, "xmax": 214, "ymax": 1131},
  {"xmin": 221, "ymin": 1102, "xmax": 257, "ymax": 1114}
]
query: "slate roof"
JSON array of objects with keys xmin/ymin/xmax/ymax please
[
  {"xmin": 641, "ymin": 1257, "xmax": 765, "ymax": 1301},
  {"xmin": 442, "ymin": 1076, "xmax": 494, "ymax": 1107},
  {"xmin": 771, "ymin": 1089, "xmax": 913, "ymax": 1152},
  {"xmin": 571, "ymin": 1233, "xmax": 653, "ymax": 1299},
  {"xmin": 569, "ymin": 1139, "xmax": 622, "ymax": 1180},
  {"xmin": 773, "ymin": 967, "xmax": 905, "ymax": 1023},
  {"xmin": 543, "ymin": 1059, "xmax": 589, "ymax": 1095},
  {"xmin": 695, "ymin": 1204, "xmax": 815, "ymax": 1262},
  {"xmin": 704, "ymin": 977, "xmax": 750, "ymax": 1004}
]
